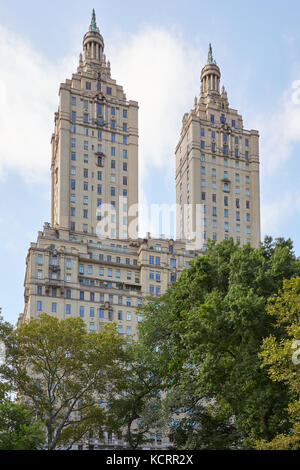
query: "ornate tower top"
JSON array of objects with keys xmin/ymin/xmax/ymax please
[
  {"xmin": 82, "ymin": 9, "xmax": 104, "ymax": 65},
  {"xmin": 201, "ymin": 43, "xmax": 221, "ymax": 96},
  {"xmin": 89, "ymin": 8, "xmax": 100, "ymax": 33}
]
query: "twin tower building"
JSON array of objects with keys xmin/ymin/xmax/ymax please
[{"xmin": 18, "ymin": 11, "xmax": 260, "ymax": 333}]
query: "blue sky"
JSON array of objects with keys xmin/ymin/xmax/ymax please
[{"xmin": 1, "ymin": 0, "xmax": 300, "ymax": 325}]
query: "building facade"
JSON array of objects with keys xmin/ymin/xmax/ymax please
[
  {"xmin": 176, "ymin": 44, "xmax": 261, "ymax": 248},
  {"xmin": 19, "ymin": 11, "xmax": 197, "ymax": 340},
  {"xmin": 51, "ymin": 10, "xmax": 139, "ymax": 240}
]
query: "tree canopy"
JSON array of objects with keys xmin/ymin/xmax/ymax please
[{"xmin": 137, "ymin": 237, "xmax": 300, "ymax": 449}]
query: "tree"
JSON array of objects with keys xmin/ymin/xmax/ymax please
[
  {"xmin": 256, "ymin": 278, "xmax": 300, "ymax": 449},
  {"xmin": 0, "ymin": 400, "xmax": 45, "ymax": 450},
  {"xmin": 0, "ymin": 314, "xmax": 125, "ymax": 450},
  {"xmin": 138, "ymin": 237, "xmax": 300, "ymax": 449},
  {"xmin": 109, "ymin": 342, "xmax": 164, "ymax": 449}
]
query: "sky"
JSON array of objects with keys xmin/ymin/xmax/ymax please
[{"xmin": 1, "ymin": 0, "xmax": 300, "ymax": 325}]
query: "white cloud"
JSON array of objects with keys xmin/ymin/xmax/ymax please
[
  {"xmin": 256, "ymin": 83, "xmax": 300, "ymax": 173},
  {"xmin": 107, "ymin": 26, "xmax": 204, "ymax": 182},
  {"xmin": 0, "ymin": 26, "xmax": 76, "ymax": 182}
]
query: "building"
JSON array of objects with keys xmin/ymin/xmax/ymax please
[
  {"xmin": 51, "ymin": 9, "xmax": 138, "ymax": 240},
  {"xmin": 19, "ymin": 11, "xmax": 197, "ymax": 340},
  {"xmin": 176, "ymin": 44, "xmax": 260, "ymax": 248}
]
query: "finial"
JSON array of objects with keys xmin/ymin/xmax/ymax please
[
  {"xmin": 207, "ymin": 43, "xmax": 215, "ymax": 65},
  {"xmin": 89, "ymin": 9, "xmax": 100, "ymax": 33}
]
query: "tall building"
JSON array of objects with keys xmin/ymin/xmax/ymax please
[
  {"xmin": 19, "ymin": 12, "xmax": 197, "ymax": 343},
  {"xmin": 51, "ymin": 9, "xmax": 139, "ymax": 240},
  {"xmin": 175, "ymin": 44, "xmax": 261, "ymax": 248}
]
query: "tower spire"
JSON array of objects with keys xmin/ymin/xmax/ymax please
[
  {"xmin": 207, "ymin": 43, "xmax": 215, "ymax": 65},
  {"xmin": 89, "ymin": 8, "xmax": 100, "ymax": 33}
]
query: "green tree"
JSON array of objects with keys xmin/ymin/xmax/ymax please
[
  {"xmin": 109, "ymin": 342, "xmax": 164, "ymax": 449},
  {"xmin": 256, "ymin": 278, "xmax": 300, "ymax": 449},
  {"xmin": 0, "ymin": 314, "xmax": 125, "ymax": 450},
  {"xmin": 0, "ymin": 400, "xmax": 45, "ymax": 450},
  {"xmin": 138, "ymin": 237, "xmax": 300, "ymax": 449}
]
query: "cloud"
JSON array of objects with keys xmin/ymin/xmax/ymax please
[
  {"xmin": 256, "ymin": 81, "xmax": 300, "ymax": 173},
  {"xmin": 0, "ymin": 26, "xmax": 76, "ymax": 182},
  {"xmin": 107, "ymin": 26, "xmax": 204, "ymax": 182}
]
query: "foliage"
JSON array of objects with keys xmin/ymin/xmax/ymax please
[
  {"xmin": 0, "ymin": 314, "xmax": 125, "ymax": 450},
  {"xmin": 138, "ymin": 237, "xmax": 300, "ymax": 449},
  {"xmin": 0, "ymin": 399, "xmax": 45, "ymax": 450},
  {"xmin": 256, "ymin": 278, "xmax": 300, "ymax": 449},
  {"xmin": 109, "ymin": 342, "xmax": 164, "ymax": 449}
]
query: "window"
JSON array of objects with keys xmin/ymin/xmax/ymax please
[
  {"xmin": 66, "ymin": 304, "xmax": 71, "ymax": 315},
  {"xmin": 123, "ymin": 149, "xmax": 128, "ymax": 158},
  {"xmin": 52, "ymin": 303, "xmax": 57, "ymax": 313},
  {"xmin": 107, "ymin": 87, "xmax": 112, "ymax": 95},
  {"xmin": 66, "ymin": 289, "xmax": 71, "ymax": 299},
  {"xmin": 210, "ymin": 114, "xmax": 215, "ymax": 123},
  {"xmin": 80, "ymin": 306, "xmax": 84, "ymax": 317},
  {"xmin": 83, "ymin": 113, "xmax": 89, "ymax": 123},
  {"xmin": 72, "ymin": 96, "xmax": 76, "ymax": 106},
  {"xmin": 86, "ymin": 82, "xmax": 91, "ymax": 90},
  {"xmin": 123, "ymin": 123, "xmax": 127, "ymax": 132},
  {"xmin": 155, "ymin": 257, "xmax": 161, "ymax": 266},
  {"xmin": 90, "ymin": 308, "xmax": 95, "ymax": 317},
  {"xmin": 71, "ymin": 152, "xmax": 76, "ymax": 161},
  {"xmin": 37, "ymin": 285, "xmax": 42, "ymax": 295},
  {"xmin": 232, "ymin": 120, "xmax": 236, "ymax": 127},
  {"xmin": 127, "ymin": 312, "xmax": 131, "ymax": 321},
  {"xmin": 126, "ymin": 326, "xmax": 131, "ymax": 336},
  {"xmin": 108, "ymin": 310, "xmax": 113, "ymax": 321},
  {"xmin": 170, "ymin": 259, "xmax": 176, "ymax": 267},
  {"xmin": 37, "ymin": 301, "xmax": 42, "ymax": 312},
  {"xmin": 99, "ymin": 309, "xmax": 104, "ymax": 319}
]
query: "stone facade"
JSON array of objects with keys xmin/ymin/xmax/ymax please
[{"xmin": 176, "ymin": 45, "xmax": 260, "ymax": 248}]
